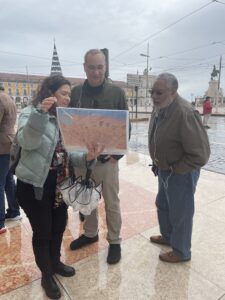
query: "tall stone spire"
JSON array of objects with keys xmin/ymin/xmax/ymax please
[{"xmin": 50, "ymin": 41, "xmax": 62, "ymax": 75}]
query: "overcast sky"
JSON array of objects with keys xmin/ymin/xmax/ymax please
[{"xmin": 1, "ymin": 0, "xmax": 225, "ymax": 99}]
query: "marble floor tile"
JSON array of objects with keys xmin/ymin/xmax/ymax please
[
  {"xmin": 0, "ymin": 278, "xmax": 71, "ymax": 300},
  {"xmin": 0, "ymin": 224, "xmax": 39, "ymax": 294},
  {"xmin": 195, "ymin": 169, "xmax": 225, "ymax": 208},
  {"xmin": 0, "ymin": 173, "xmax": 157, "ymax": 295},
  {"xmin": 4, "ymin": 218, "xmax": 23, "ymax": 229},
  {"xmin": 191, "ymin": 212, "xmax": 225, "ymax": 290},
  {"xmin": 0, "ymin": 223, "xmax": 40, "ymax": 294},
  {"xmin": 60, "ymin": 179, "xmax": 158, "ymax": 266},
  {"xmin": 58, "ymin": 234, "xmax": 224, "ymax": 300},
  {"xmin": 199, "ymin": 196, "xmax": 225, "ymax": 224},
  {"xmin": 120, "ymin": 152, "xmax": 158, "ymax": 193},
  {"xmin": 141, "ymin": 213, "xmax": 225, "ymax": 293},
  {"xmin": 119, "ymin": 179, "xmax": 158, "ymax": 233},
  {"xmin": 142, "ymin": 211, "xmax": 225, "ymax": 291},
  {"xmin": 140, "ymin": 225, "xmax": 160, "ymax": 241},
  {"xmin": 1, "ymin": 152, "xmax": 225, "ymax": 299}
]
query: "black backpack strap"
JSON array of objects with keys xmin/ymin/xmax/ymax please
[{"xmin": 76, "ymin": 84, "xmax": 84, "ymax": 108}]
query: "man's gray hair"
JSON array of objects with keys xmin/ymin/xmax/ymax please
[
  {"xmin": 84, "ymin": 49, "xmax": 105, "ymax": 63},
  {"xmin": 157, "ymin": 73, "xmax": 178, "ymax": 90}
]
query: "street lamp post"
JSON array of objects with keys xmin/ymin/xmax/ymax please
[
  {"xmin": 26, "ymin": 65, "xmax": 31, "ymax": 106},
  {"xmin": 134, "ymin": 85, "xmax": 138, "ymax": 119},
  {"xmin": 140, "ymin": 43, "xmax": 150, "ymax": 103},
  {"xmin": 216, "ymin": 55, "xmax": 222, "ymax": 113}
]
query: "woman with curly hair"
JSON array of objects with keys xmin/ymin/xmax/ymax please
[{"xmin": 16, "ymin": 75, "xmax": 102, "ymax": 299}]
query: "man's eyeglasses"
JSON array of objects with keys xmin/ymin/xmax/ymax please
[
  {"xmin": 87, "ymin": 65, "xmax": 105, "ymax": 71},
  {"xmin": 150, "ymin": 89, "xmax": 168, "ymax": 96}
]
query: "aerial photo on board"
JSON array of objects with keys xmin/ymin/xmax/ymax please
[{"xmin": 57, "ymin": 107, "xmax": 129, "ymax": 154}]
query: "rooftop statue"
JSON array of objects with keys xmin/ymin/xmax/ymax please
[{"xmin": 211, "ymin": 65, "xmax": 219, "ymax": 80}]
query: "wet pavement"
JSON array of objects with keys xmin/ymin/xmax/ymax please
[{"xmin": 129, "ymin": 116, "xmax": 225, "ymax": 175}]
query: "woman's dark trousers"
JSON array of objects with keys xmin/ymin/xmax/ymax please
[{"xmin": 17, "ymin": 170, "xmax": 68, "ymax": 275}]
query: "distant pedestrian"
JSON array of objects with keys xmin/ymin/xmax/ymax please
[
  {"xmin": 0, "ymin": 86, "xmax": 21, "ymax": 235},
  {"xmin": 203, "ymin": 96, "xmax": 212, "ymax": 128},
  {"xmin": 191, "ymin": 101, "xmax": 200, "ymax": 114}
]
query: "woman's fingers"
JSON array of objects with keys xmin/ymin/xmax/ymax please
[
  {"xmin": 86, "ymin": 143, "xmax": 105, "ymax": 161},
  {"xmin": 40, "ymin": 97, "xmax": 57, "ymax": 112},
  {"xmin": 97, "ymin": 144, "xmax": 105, "ymax": 154},
  {"xmin": 94, "ymin": 143, "xmax": 105, "ymax": 157}
]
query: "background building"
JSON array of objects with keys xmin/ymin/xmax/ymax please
[
  {"xmin": 0, "ymin": 72, "xmax": 129, "ymax": 108},
  {"xmin": 0, "ymin": 73, "xmax": 84, "ymax": 108},
  {"xmin": 127, "ymin": 72, "xmax": 156, "ymax": 108}
]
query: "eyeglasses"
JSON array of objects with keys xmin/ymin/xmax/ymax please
[
  {"xmin": 87, "ymin": 65, "xmax": 105, "ymax": 71},
  {"xmin": 150, "ymin": 89, "xmax": 169, "ymax": 96}
]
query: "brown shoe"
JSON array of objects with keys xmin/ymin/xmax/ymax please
[
  {"xmin": 150, "ymin": 235, "xmax": 170, "ymax": 246},
  {"xmin": 159, "ymin": 251, "xmax": 190, "ymax": 263}
]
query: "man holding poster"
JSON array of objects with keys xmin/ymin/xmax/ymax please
[{"xmin": 69, "ymin": 49, "xmax": 129, "ymax": 264}]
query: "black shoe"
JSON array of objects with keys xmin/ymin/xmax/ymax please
[
  {"xmin": 53, "ymin": 262, "xmax": 75, "ymax": 277},
  {"xmin": 70, "ymin": 234, "xmax": 99, "ymax": 250},
  {"xmin": 107, "ymin": 244, "xmax": 121, "ymax": 264},
  {"xmin": 41, "ymin": 275, "xmax": 61, "ymax": 299}
]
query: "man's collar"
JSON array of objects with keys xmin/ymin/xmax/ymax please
[
  {"xmin": 156, "ymin": 94, "xmax": 179, "ymax": 118},
  {"xmin": 83, "ymin": 79, "xmax": 105, "ymax": 96}
]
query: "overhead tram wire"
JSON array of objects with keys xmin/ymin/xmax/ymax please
[
  {"xmin": 112, "ymin": 39, "xmax": 225, "ymax": 68},
  {"xmin": 0, "ymin": 50, "xmax": 81, "ymax": 65},
  {"xmin": 0, "ymin": 50, "xmax": 50, "ymax": 61},
  {"xmin": 110, "ymin": 55, "xmax": 223, "ymax": 76},
  {"xmin": 112, "ymin": 1, "xmax": 218, "ymax": 60},
  {"xmin": 214, "ymin": 0, "xmax": 225, "ymax": 4},
  {"xmin": 111, "ymin": 50, "xmax": 225, "ymax": 77},
  {"xmin": 161, "ymin": 52, "xmax": 225, "ymax": 73},
  {"xmin": 151, "ymin": 40, "xmax": 225, "ymax": 60}
]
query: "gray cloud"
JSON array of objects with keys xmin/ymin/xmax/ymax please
[{"xmin": 0, "ymin": 0, "xmax": 225, "ymax": 98}]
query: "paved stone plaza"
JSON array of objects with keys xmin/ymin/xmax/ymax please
[
  {"xmin": 129, "ymin": 116, "xmax": 225, "ymax": 175},
  {"xmin": 1, "ymin": 113, "xmax": 225, "ymax": 300}
]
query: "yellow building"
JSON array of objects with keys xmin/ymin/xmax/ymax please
[
  {"xmin": 0, "ymin": 73, "xmax": 129, "ymax": 108},
  {"xmin": 0, "ymin": 73, "xmax": 43, "ymax": 107}
]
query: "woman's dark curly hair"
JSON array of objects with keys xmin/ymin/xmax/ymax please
[{"xmin": 32, "ymin": 75, "xmax": 71, "ymax": 107}]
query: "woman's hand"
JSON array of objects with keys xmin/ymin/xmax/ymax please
[
  {"xmin": 40, "ymin": 97, "xmax": 57, "ymax": 113},
  {"xmin": 86, "ymin": 143, "xmax": 104, "ymax": 161}
]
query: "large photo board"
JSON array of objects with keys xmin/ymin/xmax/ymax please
[{"xmin": 57, "ymin": 107, "xmax": 129, "ymax": 155}]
